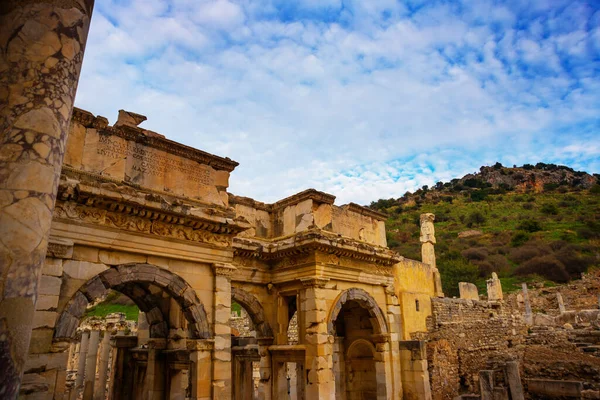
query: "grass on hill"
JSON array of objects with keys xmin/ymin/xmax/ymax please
[
  {"xmin": 378, "ymin": 188, "xmax": 599, "ymax": 297},
  {"xmin": 85, "ymin": 291, "xmax": 139, "ymax": 321}
]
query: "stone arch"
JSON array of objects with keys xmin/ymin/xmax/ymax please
[
  {"xmin": 346, "ymin": 338, "xmax": 376, "ymax": 359},
  {"xmin": 327, "ymin": 288, "xmax": 388, "ymax": 336},
  {"xmin": 231, "ymin": 287, "xmax": 273, "ymax": 338},
  {"xmin": 54, "ymin": 263, "xmax": 210, "ymax": 340}
]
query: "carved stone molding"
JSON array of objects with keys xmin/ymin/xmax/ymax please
[
  {"xmin": 54, "ymin": 201, "xmax": 232, "ymax": 247},
  {"xmin": 233, "ymin": 229, "xmax": 403, "ymax": 267},
  {"xmin": 46, "ymin": 238, "xmax": 74, "ymax": 259},
  {"xmin": 212, "ymin": 263, "xmax": 237, "ymax": 278},
  {"xmin": 299, "ymin": 277, "xmax": 330, "ymax": 288}
]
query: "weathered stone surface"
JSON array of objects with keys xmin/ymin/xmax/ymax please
[
  {"xmin": 486, "ymin": 273, "xmax": 503, "ymax": 302},
  {"xmin": 54, "ymin": 312, "xmax": 79, "ymax": 339},
  {"xmin": 526, "ymin": 379, "xmax": 583, "ymax": 398},
  {"xmin": 42, "ymin": 258, "xmax": 63, "ymax": 277},
  {"xmin": 32, "ymin": 311, "xmax": 57, "ymax": 329},
  {"xmin": 459, "ymin": 282, "xmax": 479, "ymax": 301},
  {"xmin": 36, "ymin": 295, "xmax": 59, "ymax": 311},
  {"xmin": 39, "ymin": 276, "xmax": 62, "ymax": 296},
  {"xmin": 63, "ymin": 260, "xmax": 108, "ymax": 280}
]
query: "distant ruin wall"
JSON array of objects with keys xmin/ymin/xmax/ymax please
[{"xmin": 414, "ymin": 298, "xmax": 527, "ymax": 399}]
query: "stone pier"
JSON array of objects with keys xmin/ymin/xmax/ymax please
[
  {"xmin": 212, "ymin": 264, "xmax": 235, "ymax": 400},
  {"xmin": 0, "ymin": 0, "xmax": 94, "ymax": 395}
]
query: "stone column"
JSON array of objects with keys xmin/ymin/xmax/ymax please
[
  {"xmin": 301, "ymin": 277, "xmax": 334, "ymax": 400},
  {"xmin": 505, "ymin": 361, "xmax": 524, "ymax": 400},
  {"xmin": 557, "ymin": 292, "xmax": 566, "ymax": 314},
  {"xmin": 94, "ymin": 331, "xmax": 111, "ymax": 400},
  {"xmin": 479, "ymin": 370, "xmax": 494, "ymax": 400},
  {"xmin": 83, "ymin": 329, "xmax": 100, "ymax": 400},
  {"xmin": 212, "ymin": 263, "xmax": 235, "ymax": 400},
  {"xmin": 257, "ymin": 337, "xmax": 273, "ymax": 400},
  {"xmin": 0, "ymin": 1, "xmax": 94, "ymax": 395},
  {"xmin": 522, "ymin": 283, "xmax": 532, "ymax": 325},
  {"xmin": 75, "ymin": 331, "xmax": 90, "ymax": 394},
  {"xmin": 188, "ymin": 339, "xmax": 214, "ymax": 400},
  {"xmin": 385, "ymin": 288, "xmax": 403, "ymax": 399},
  {"xmin": 420, "ymin": 213, "xmax": 436, "ymax": 269}
]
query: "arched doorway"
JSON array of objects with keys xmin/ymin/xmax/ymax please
[
  {"xmin": 230, "ymin": 287, "xmax": 274, "ymax": 400},
  {"xmin": 328, "ymin": 288, "xmax": 389, "ymax": 400},
  {"xmin": 54, "ymin": 263, "xmax": 210, "ymax": 400}
]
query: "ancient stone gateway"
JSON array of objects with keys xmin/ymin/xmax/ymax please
[{"xmin": 18, "ymin": 107, "xmax": 443, "ymax": 400}]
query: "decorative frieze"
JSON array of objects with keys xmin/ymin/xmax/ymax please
[{"xmin": 54, "ymin": 201, "xmax": 232, "ymax": 247}]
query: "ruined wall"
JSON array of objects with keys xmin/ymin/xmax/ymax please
[
  {"xmin": 414, "ymin": 298, "xmax": 527, "ymax": 399},
  {"xmin": 229, "ymin": 190, "xmax": 388, "ymax": 246},
  {"xmin": 394, "ymin": 259, "xmax": 438, "ymax": 339},
  {"xmin": 65, "ymin": 108, "xmax": 235, "ymax": 206}
]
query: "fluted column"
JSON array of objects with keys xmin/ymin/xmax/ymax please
[{"xmin": 0, "ymin": 1, "xmax": 94, "ymax": 396}]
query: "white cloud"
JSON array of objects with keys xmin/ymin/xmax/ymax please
[{"xmin": 75, "ymin": 0, "xmax": 600, "ymax": 205}]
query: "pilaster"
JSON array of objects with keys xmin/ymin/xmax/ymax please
[
  {"xmin": 212, "ymin": 263, "xmax": 235, "ymax": 400},
  {"xmin": 300, "ymin": 277, "xmax": 334, "ymax": 400}
]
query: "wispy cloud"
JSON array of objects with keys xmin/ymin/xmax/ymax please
[{"xmin": 75, "ymin": 0, "xmax": 600, "ymax": 205}]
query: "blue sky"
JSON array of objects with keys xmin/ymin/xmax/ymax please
[{"xmin": 75, "ymin": 0, "xmax": 600, "ymax": 205}]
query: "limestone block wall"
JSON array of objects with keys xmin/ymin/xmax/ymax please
[
  {"xmin": 414, "ymin": 298, "xmax": 527, "ymax": 399},
  {"xmin": 229, "ymin": 190, "xmax": 387, "ymax": 246},
  {"xmin": 64, "ymin": 108, "xmax": 236, "ymax": 207},
  {"xmin": 394, "ymin": 259, "xmax": 438, "ymax": 339}
]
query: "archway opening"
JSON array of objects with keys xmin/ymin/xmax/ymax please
[
  {"xmin": 231, "ymin": 302, "xmax": 260, "ymax": 400},
  {"xmin": 329, "ymin": 289, "xmax": 388, "ymax": 400},
  {"xmin": 54, "ymin": 264, "xmax": 210, "ymax": 400}
]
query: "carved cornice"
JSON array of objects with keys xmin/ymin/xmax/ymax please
[
  {"xmin": 56, "ymin": 174, "xmax": 250, "ymax": 238},
  {"xmin": 72, "ymin": 107, "xmax": 239, "ymax": 172},
  {"xmin": 299, "ymin": 277, "xmax": 330, "ymax": 288},
  {"xmin": 232, "ymin": 229, "xmax": 403, "ymax": 267},
  {"xmin": 55, "ymin": 201, "xmax": 233, "ymax": 247},
  {"xmin": 212, "ymin": 263, "xmax": 237, "ymax": 277}
]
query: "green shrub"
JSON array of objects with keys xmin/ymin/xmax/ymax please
[
  {"xmin": 470, "ymin": 190, "xmax": 488, "ymax": 202},
  {"xmin": 461, "ymin": 248, "xmax": 488, "ymax": 261},
  {"xmin": 466, "ymin": 211, "xmax": 486, "ymax": 227},
  {"xmin": 439, "ymin": 256, "xmax": 480, "ymax": 297},
  {"xmin": 516, "ymin": 220, "xmax": 542, "ymax": 233},
  {"xmin": 511, "ymin": 231, "xmax": 530, "ymax": 247},
  {"xmin": 515, "ymin": 256, "xmax": 569, "ymax": 282},
  {"xmin": 540, "ymin": 203, "xmax": 559, "ymax": 215},
  {"xmin": 509, "ymin": 246, "xmax": 540, "ymax": 263}
]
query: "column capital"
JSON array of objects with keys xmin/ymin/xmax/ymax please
[
  {"xmin": 212, "ymin": 263, "xmax": 237, "ymax": 278},
  {"xmin": 299, "ymin": 277, "xmax": 330, "ymax": 288}
]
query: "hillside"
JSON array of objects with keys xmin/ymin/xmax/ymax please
[{"xmin": 369, "ymin": 163, "xmax": 600, "ymax": 297}]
